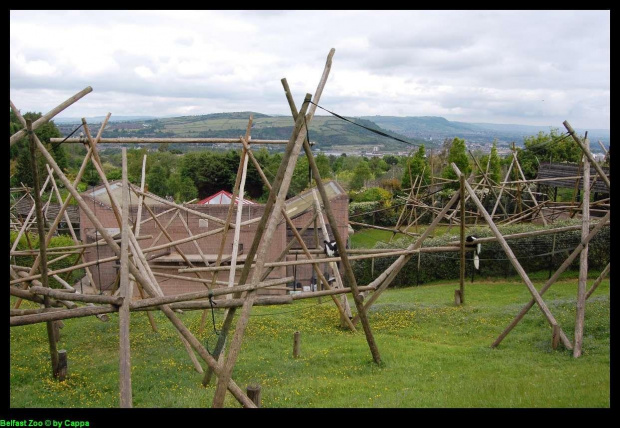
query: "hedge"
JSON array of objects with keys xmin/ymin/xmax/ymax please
[
  {"xmin": 10, "ymin": 231, "xmax": 85, "ymax": 289},
  {"xmin": 351, "ymin": 218, "xmax": 610, "ymax": 288}
]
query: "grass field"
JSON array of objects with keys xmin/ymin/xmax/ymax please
[{"xmin": 10, "ymin": 271, "xmax": 609, "ymax": 408}]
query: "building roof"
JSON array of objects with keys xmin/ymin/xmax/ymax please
[
  {"xmin": 284, "ymin": 181, "xmax": 346, "ymax": 219},
  {"xmin": 537, "ymin": 162, "xmax": 610, "ymax": 193},
  {"xmin": 197, "ymin": 190, "xmax": 257, "ymax": 205},
  {"xmin": 80, "ymin": 181, "xmax": 163, "ymax": 208}
]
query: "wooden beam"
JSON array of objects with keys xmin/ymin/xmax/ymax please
[
  {"xmin": 574, "ymin": 138, "xmax": 590, "ymax": 358},
  {"xmin": 119, "ymin": 148, "xmax": 133, "ymax": 407},
  {"xmin": 51, "ymin": 137, "xmax": 290, "ymax": 145}
]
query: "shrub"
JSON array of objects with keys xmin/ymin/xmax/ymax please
[
  {"xmin": 352, "ymin": 219, "xmax": 610, "ymax": 288},
  {"xmin": 10, "ymin": 232, "xmax": 85, "ymax": 289}
]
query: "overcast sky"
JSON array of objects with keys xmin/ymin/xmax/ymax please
[{"xmin": 10, "ymin": 10, "xmax": 610, "ymax": 129}]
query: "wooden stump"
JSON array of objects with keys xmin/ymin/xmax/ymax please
[
  {"xmin": 454, "ymin": 289, "xmax": 462, "ymax": 306},
  {"xmin": 293, "ymin": 331, "xmax": 301, "ymax": 358},
  {"xmin": 53, "ymin": 320, "xmax": 61, "ymax": 343},
  {"xmin": 56, "ymin": 350, "xmax": 68, "ymax": 381},
  {"xmin": 246, "ymin": 384, "xmax": 261, "ymax": 408}
]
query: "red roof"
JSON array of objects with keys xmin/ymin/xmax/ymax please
[{"xmin": 197, "ymin": 190, "xmax": 256, "ymax": 205}]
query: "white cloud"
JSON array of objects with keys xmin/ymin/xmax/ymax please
[{"xmin": 9, "ymin": 10, "xmax": 610, "ymax": 129}]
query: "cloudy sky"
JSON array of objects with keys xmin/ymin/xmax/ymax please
[{"xmin": 10, "ymin": 10, "xmax": 610, "ymax": 129}]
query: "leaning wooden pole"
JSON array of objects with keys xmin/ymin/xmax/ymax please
[
  {"xmin": 574, "ymin": 137, "xmax": 590, "ymax": 358},
  {"xmin": 491, "ymin": 211, "xmax": 609, "ymax": 348},
  {"xmin": 563, "ymin": 121, "xmax": 610, "ymax": 190},
  {"xmin": 451, "ymin": 163, "xmax": 573, "ymax": 349},
  {"xmin": 10, "ymin": 87, "xmax": 93, "ymax": 146},
  {"xmin": 119, "ymin": 148, "xmax": 133, "ymax": 407},
  {"xmin": 585, "ymin": 263, "xmax": 610, "ymax": 300},
  {"xmin": 280, "ymin": 70, "xmax": 382, "ymax": 363},
  {"xmin": 27, "ymin": 119, "xmax": 60, "ymax": 377},
  {"xmin": 211, "ymin": 93, "xmax": 315, "ymax": 407},
  {"xmin": 351, "ymin": 190, "xmax": 461, "ymax": 325}
]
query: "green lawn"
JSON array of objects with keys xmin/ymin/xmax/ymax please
[
  {"xmin": 350, "ymin": 225, "xmax": 461, "ymax": 248},
  {"xmin": 10, "ymin": 273, "xmax": 609, "ymax": 408}
]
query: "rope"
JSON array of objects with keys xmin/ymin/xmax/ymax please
[
  {"xmin": 204, "ymin": 292, "xmax": 220, "ymax": 355},
  {"xmin": 307, "ymin": 100, "xmax": 418, "ymax": 147},
  {"xmin": 52, "ymin": 123, "xmax": 83, "ymax": 149}
]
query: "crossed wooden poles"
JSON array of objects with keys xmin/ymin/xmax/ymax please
[
  {"xmin": 10, "ymin": 47, "xmax": 609, "ymax": 408},
  {"xmin": 10, "ymin": 49, "xmax": 388, "ymax": 408}
]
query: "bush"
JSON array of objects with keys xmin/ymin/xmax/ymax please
[
  {"xmin": 352, "ymin": 219, "xmax": 610, "ymax": 288},
  {"xmin": 10, "ymin": 232, "xmax": 85, "ymax": 289}
]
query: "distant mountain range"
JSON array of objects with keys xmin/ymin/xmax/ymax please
[
  {"xmin": 54, "ymin": 112, "xmax": 609, "ymax": 153},
  {"xmin": 361, "ymin": 116, "xmax": 610, "ymax": 147}
]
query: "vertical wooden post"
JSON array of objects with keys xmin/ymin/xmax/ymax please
[
  {"xmin": 454, "ymin": 289, "xmax": 462, "ymax": 306},
  {"xmin": 119, "ymin": 148, "xmax": 133, "ymax": 407},
  {"xmin": 293, "ymin": 331, "xmax": 301, "ymax": 358},
  {"xmin": 246, "ymin": 385, "xmax": 261, "ymax": 408},
  {"xmin": 57, "ymin": 350, "xmax": 67, "ymax": 381},
  {"xmin": 574, "ymin": 137, "xmax": 590, "ymax": 358},
  {"xmin": 459, "ymin": 174, "xmax": 465, "ymax": 305},
  {"xmin": 27, "ymin": 119, "xmax": 59, "ymax": 377}
]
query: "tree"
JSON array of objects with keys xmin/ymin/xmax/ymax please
[
  {"xmin": 517, "ymin": 129, "xmax": 581, "ymax": 179},
  {"xmin": 488, "ymin": 140, "xmax": 501, "ymax": 183},
  {"xmin": 146, "ymin": 164, "xmax": 170, "ymax": 197},
  {"xmin": 350, "ymin": 160, "xmax": 372, "ymax": 190},
  {"xmin": 10, "ymin": 111, "xmax": 63, "ymax": 187},
  {"xmin": 401, "ymin": 144, "xmax": 430, "ymax": 189},
  {"xmin": 441, "ymin": 137, "xmax": 470, "ymax": 189},
  {"xmin": 167, "ymin": 172, "xmax": 197, "ymax": 202}
]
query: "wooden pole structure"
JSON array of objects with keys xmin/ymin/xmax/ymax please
[
  {"xmin": 351, "ymin": 190, "xmax": 461, "ymax": 325},
  {"xmin": 563, "ymin": 121, "xmax": 610, "ymax": 190},
  {"xmin": 246, "ymin": 385, "xmax": 261, "ymax": 408},
  {"xmin": 491, "ymin": 156, "xmax": 515, "ymax": 220},
  {"xmin": 512, "ymin": 151, "xmax": 547, "ymax": 226},
  {"xmin": 491, "ymin": 211, "xmax": 609, "ymax": 348},
  {"xmin": 32, "ymin": 133, "xmax": 255, "ymax": 407},
  {"xmin": 200, "ymin": 122, "xmax": 253, "ymax": 385},
  {"xmin": 312, "ymin": 189, "xmax": 353, "ymax": 325},
  {"xmin": 281, "ymin": 76, "xmax": 382, "ymax": 346},
  {"xmin": 458, "ymin": 174, "xmax": 465, "ymax": 305},
  {"xmin": 130, "ymin": 154, "xmax": 159, "ymax": 332},
  {"xmin": 211, "ymin": 93, "xmax": 314, "ymax": 407},
  {"xmin": 119, "ymin": 148, "xmax": 133, "ymax": 407},
  {"xmin": 27, "ymin": 119, "xmax": 60, "ymax": 377},
  {"xmin": 574, "ymin": 137, "xmax": 590, "ymax": 358},
  {"xmin": 10, "ymin": 87, "xmax": 93, "ymax": 146},
  {"xmin": 451, "ymin": 162, "xmax": 573, "ymax": 350},
  {"xmin": 585, "ymin": 263, "xmax": 610, "ymax": 300}
]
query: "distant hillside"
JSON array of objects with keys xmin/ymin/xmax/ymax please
[
  {"xmin": 55, "ymin": 112, "xmax": 609, "ymax": 154},
  {"xmin": 75, "ymin": 112, "xmax": 425, "ymax": 153},
  {"xmin": 54, "ymin": 115, "xmax": 158, "ymax": 124},
  {"xmin": 361, "ymin": 116, "xmax": 610, "ymax": 149}
]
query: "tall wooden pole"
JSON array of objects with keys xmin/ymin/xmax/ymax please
[
  {"xmin": 119, "ymin": 148, "xmax": 133, "ymax": 407},
  {"xmin": 27, "ymin": 119, "xmax": 59, "ymax": 377},
  {"xmin": 459, "ymin": 174, "xmax": 465, "ymax": 305},
  {"xmin": 574, "ymin": 137, "xmax": 590, "ymax": 358}
]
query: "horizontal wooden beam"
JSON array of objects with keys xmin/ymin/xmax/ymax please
[{"xmin": 51, "ymin": 137, "xmax": 289, "ymax": 145}]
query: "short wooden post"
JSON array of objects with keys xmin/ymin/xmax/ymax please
[
  {"xmin": 53, "ymin": 321, "xmax": 61, "ymax": 344},
  {"xmin": 293, "ymin": 331, "xmax": 301, "ymax": 358},
  {"xmin": 57, "ymin": 350, "xmax": 68, "ymax": 381},
  {"xmin": 551, "ymin": 325, "xmax": 560, "ymax": 350},
  {"xmin": 246, "ymin": 385, "xmax": 261, "ymax": 408}
]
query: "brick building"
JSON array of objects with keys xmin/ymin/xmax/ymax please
[{"xmin": 79, "ymin": 180, "xmax": 349, "ymax": 297}]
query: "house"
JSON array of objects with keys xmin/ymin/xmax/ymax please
[{"xmin": 78, "ymin": 180, "xmax": 349, "ymax": 297}]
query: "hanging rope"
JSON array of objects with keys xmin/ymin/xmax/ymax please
[{"xmin": 204, "ymin": 291, "xmax": 220, "ymax": 355}]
